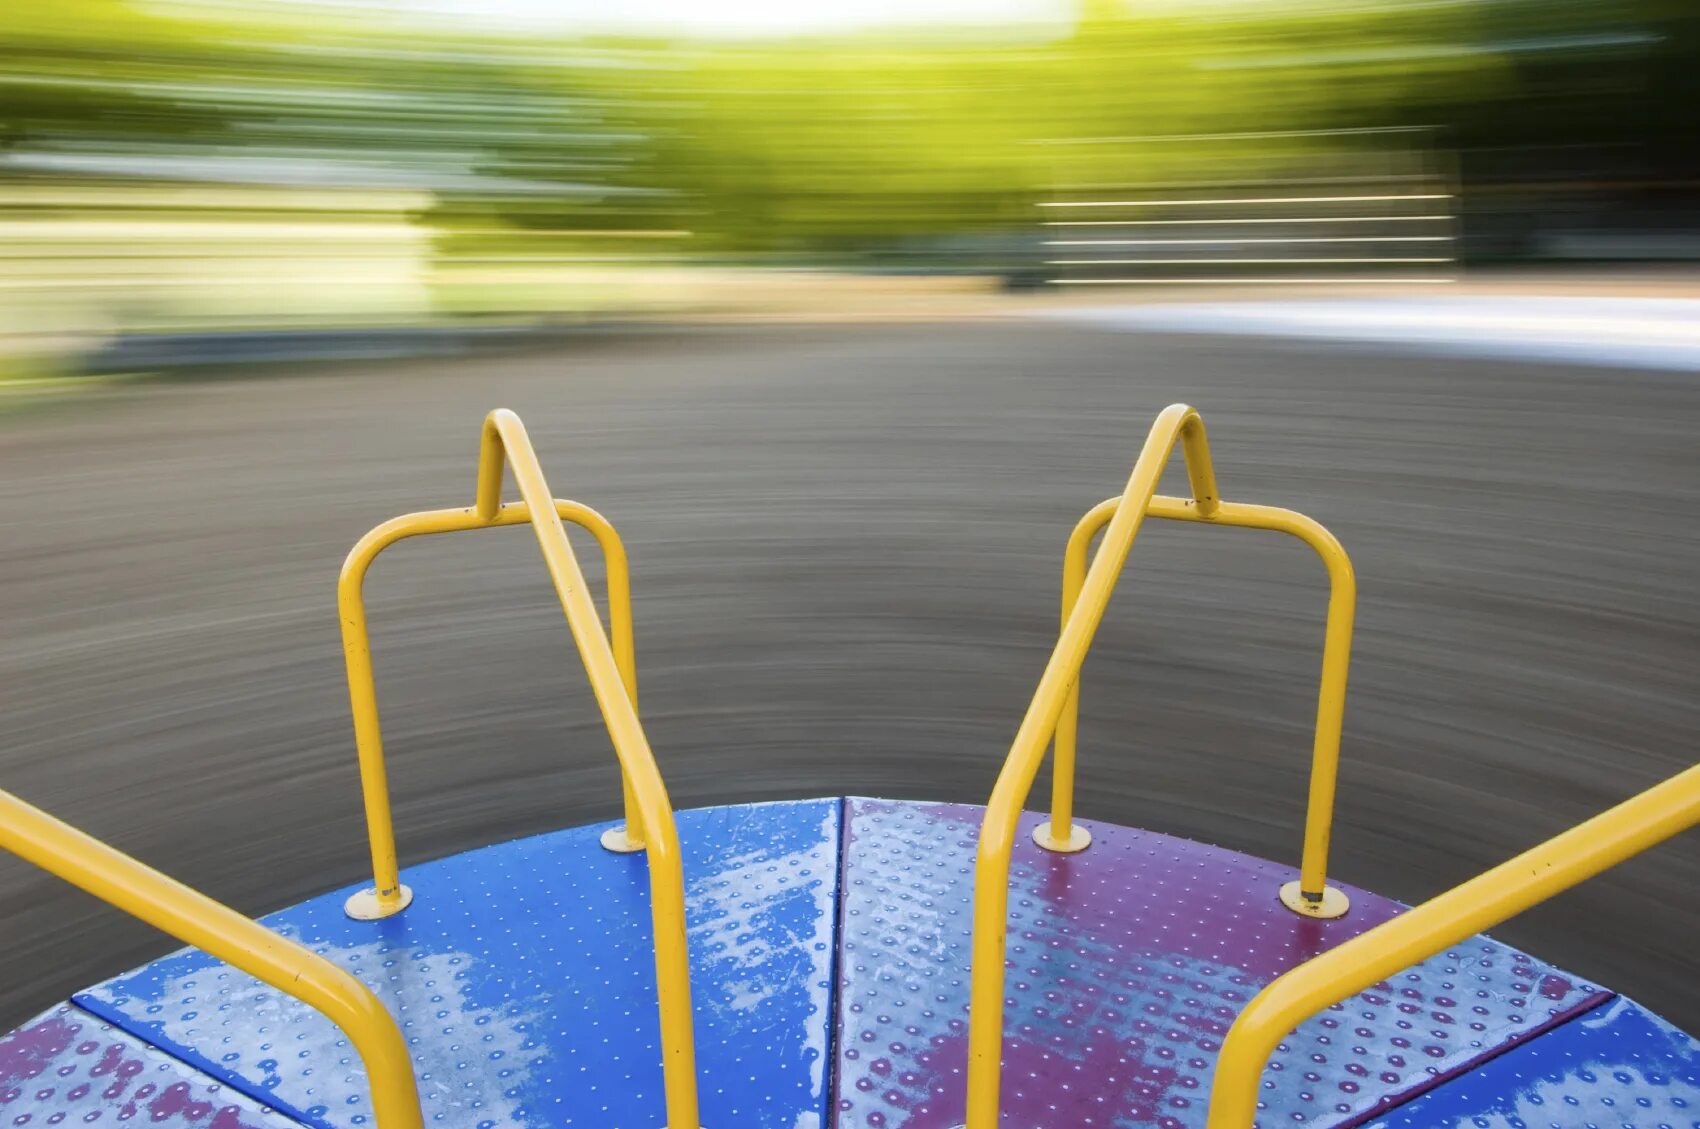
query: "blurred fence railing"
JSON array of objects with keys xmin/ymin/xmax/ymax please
[{"xmin": 1037, "ymin": 127, "xmax": 1459, "ymax": 287}]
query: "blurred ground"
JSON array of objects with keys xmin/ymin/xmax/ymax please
[{"xmin": 0, "ymin": 319, "xmax": 1696, "ymax": 1039}]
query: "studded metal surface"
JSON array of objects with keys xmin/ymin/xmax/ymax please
[
  {"xmin": 1362, "ymin": 995, "xmax": 1700, "ymax": 1129},
  {"xmin": 832, "ymin": 799, "xmax": 1607, "ymax": 1129},
  {"xmin": 18, "ymin": 797, "xmax": 1689, "ymax": 1129},
  {"xmin": 77, "ymin": 800, "xmax": 840, "ymax": 1129},
  {"xmin": 0, "ymin": 1004, "xmax": 296, "ymax": 1127}
]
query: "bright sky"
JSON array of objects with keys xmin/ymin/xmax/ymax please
[{"xmin": 402, "ymin": 0, "xmax": 1074, "ymax": 37}]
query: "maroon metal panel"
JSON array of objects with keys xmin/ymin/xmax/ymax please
[
  {"xmin": 833, "ymin": 799, "xmax": 1606, "ymax": 1129},
  {"xmin": 0, "ymin": 1004, "xmax": 296, "ymax": 1127}
]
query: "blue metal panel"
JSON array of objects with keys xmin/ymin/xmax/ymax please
[
  {"xmin": 0, "ymin": 1003, "xmax": 300, "ymax": 1128},
  {"xmin": 833, "ymin": 798, "xmax": 1609, "ymax": 1129},
  {"xmin": 76, "ymin": 799, "xmax": 841, "ymax": 1129},
  {"xmin": 1361, "ymin": 995, "xmax": 1700, "ymax": 1129}
]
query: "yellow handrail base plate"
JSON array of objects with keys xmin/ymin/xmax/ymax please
[
  {"xmin": 344, "ymin": 884, "xmax": 414, "ymax": 921},
  {"xmin": 1031, "ymin": 820, "xmax": 1092, "ymax": 853},
  {"xmin": 601, "ymin": 825, "xmax": 647, "ymax": 853},
  {"xmin": 1279, "ymin": 879, "xmax": 1350, "ymax": 919}
]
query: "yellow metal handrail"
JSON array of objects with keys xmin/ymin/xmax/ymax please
[
  {"xmin": 963, "ymin": 403, "xmax": 1356, "ymax": 1129},
  {"xmin": 1043, "ymin": 493, "xmax": 1355, "ymax": 918},
  {"xmin": 1204, "ymin": 760, "xmax": 1700, "ymax": 1128},
  {"xmin": 340, "ymin": 496, "xmax": 643, "ymax": 920},
  {"xmin": 341, "ymin": 408, "xmax": 702, "ymax": 1129},
  {"xmin": 0, "ymin": 789, "xmax": 424, "ymax": 1129}
]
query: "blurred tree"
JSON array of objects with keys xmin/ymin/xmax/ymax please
[
  {"xmin": 0, "ymin": 0, "xmax": 236, "ymax": 158},
  {"xmin": 1, "ymin": 0, "xmax": 1692, "ymax": 312}
]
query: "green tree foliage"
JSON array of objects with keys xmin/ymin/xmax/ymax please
[{"xmin": 1, "ymin": 0, "xmax": 1681, "ymax": 267}]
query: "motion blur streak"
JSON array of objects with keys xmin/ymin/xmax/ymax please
[
  {"xmin": 0, "ymin": 0, "xmax": 1697, "ymax": 1070},
  {"xmin": 3, "ymin": 0, "xmax": 1698, "ymax": 379}
]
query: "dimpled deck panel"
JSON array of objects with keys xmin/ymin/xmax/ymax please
[
  {"xmin": 1363, "ymin": 995, "xmax": 1700, "ymax": 1129},
  {"xmin": 0, "ymin": 1004, "xmax": 297, "ymax": 1127},
  {"xmin": 832, "ymin": 799, "xmax": 1607, "ymax": 1129},
  {"xmin": 76, "ymin": 800, "xmax": 840, "ymax": 1129}
]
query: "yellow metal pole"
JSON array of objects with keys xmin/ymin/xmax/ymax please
[
  {"xmin": 1031, "ymin": 412, "xmax": 1217, "ymax": 855},
  {"xmin": 1040, "ymin": 494, "xmax": 1355, "ymax": 918},
  {"xmin": 966, "ymin": 403, "xmax": 1209, "ymax": 1129},
  {"xmin": 1151, "ymin": 496, "xmax": 1356, "ymax": 918},
  {"xmin": 1178, "ymin": 418, "xmax": 1222, "ymax": 518},
  {"xmin": 339, "ymin": 515, "xmax": 411, "ymax": 919},
  {"xmin": 1196, "ymin": 502, "xmax": 1357, "ymax": 915},
  {"xmin": 973, "ymin": 404, "xmax": 1359, "ymax": 1125},
  {"xmin": 475, "ymin": 409, "xmax": 701, "ymax": 1129},
  {"xmin": 1030, "ymin": 502, "xmax": 1113, "ymax": 854},
  {"xmin": 338, "ymin": 497, "xmax": 645, "ymax": 920},
  {"xmin": 1204, "ymin": 761, "xmax": 1700, "ymax": 1129},
  {"xmin": 0, "ymin": 790, "xmax": 423, "ymax": 1129},
  {"xmin": 594, "ymin": 511, "xmax": 646, "ymax": 854}
]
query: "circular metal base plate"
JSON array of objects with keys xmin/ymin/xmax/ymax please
[
  {"xmin": 1032, "ymin": 820, "xmax": 1092, "ymax": 854},
  {"xmin": 600, "ymin": 826, "xmax": 646, "ymax": 854},
  {"xmin": 1279, "ymin": 880, "xmax": 1350, "ymax": 919},
  {"xmin": 343, "ymin": 884, "xmax": 413, "ymax": 921}
]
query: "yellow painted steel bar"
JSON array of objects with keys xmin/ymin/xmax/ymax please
[
  {"xmin": 1204, "ymin": 760, "xmax": 1700, "ymax": 1128},
  {"xmin": 340, "ymin": 497, "xmax": 642, "ymax": 915},
  {"xmin": 1049, "ymin": 493, "xmax": 1356, "ymax": 904},
  {"xmin": 0, "ymin": 789, "xmax": 423, "ymax": 1129},
  {"xmin": 964, "ymin": 403, "xmax": 1216, "ymax": 1129},
  {"xmin": 474, "ymin": 409, "xmax": 701, "ymax": 1129}
]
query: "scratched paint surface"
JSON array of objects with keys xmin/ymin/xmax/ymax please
[
  {"xmin": 1362, "ymin": 995, "xmax": 1700, "ymax": 1129},
  {"xmin": 832, "ymin": 799, "xmax": 1606, "ymax": 1129},
  {"xmin": 0, "ymin": 1004, "xmax": 296, "ymax": 1127},
  {"xmin": 77, "ymin": 800, "xmax": 840, "ymax": 1129}
]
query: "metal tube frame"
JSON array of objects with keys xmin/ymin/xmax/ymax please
[
  {"xmin": 965, "ymin": 403, "xmax": 1700, "ymax": 1129},
  {"xmin": 340, "ymin": 496, "xmax": 643, "ymax": 920},
  {"xmin": 1041, "ymin": 492, "xmax": 1356, "ymax": 922},
  {"xmin": 963, "ymin": 403, "xmax": 1355, "ymax": 1129},
  {"xmin": 342, "ymin": 409, "xmax": 701, "ymax": 1129},
  {"xmin": 0, "ymin": 789, "xmax": 424, "ymax": 1129}
]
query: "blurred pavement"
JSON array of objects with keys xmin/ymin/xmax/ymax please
[{"xmin": 0, "ymin": 320, "xmax": 1696, "ymax": 1034}]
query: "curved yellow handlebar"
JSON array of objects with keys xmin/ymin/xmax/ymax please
[
  {"xmin": 0, "ymin": 789, "xmax": 423, "ymax": 1129},
  {"xmin": 1048, "ymin": 492, "xmax": 1356, "ymax": 908},
  {"xmin": 964, "ymin": 403, "xmax": 1359, "ymax": 1128},
  {"xmin": 339, "ymin": 495, "xmax": 642, "ymax": 915},
  {"xmin": 479, "ymin": 410, "xmax": 702, "ymax": 1129},
  {"xmin": 964, "ymin": 403, "xmax": 1219, "ymax": 1129},
  {"xmin": 1205, "ymin": 760, "xmax": 1700, "ymax": 1128},
  {"xmin": 340, "ymin": 409, "xmax": 702, "ymax": 1129},
  {"xmin": 967, "ymin": 402, "xmax": 1698, "ymax": 1129}
]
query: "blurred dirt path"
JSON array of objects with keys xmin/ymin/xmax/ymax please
[{"xmin": 1, "ymin": 323, "xmax": 1696, "ymax": 1033}]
